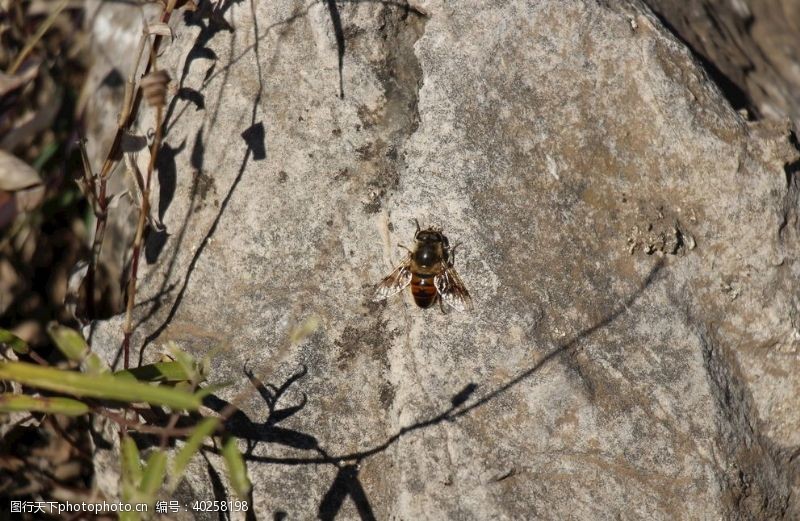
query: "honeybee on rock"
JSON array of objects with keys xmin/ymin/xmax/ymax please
[{"xmin": 373, "ymin": 221, "xmax": 473, "ymax": 312}]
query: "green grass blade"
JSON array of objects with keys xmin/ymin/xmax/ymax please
[
  {"xmin": 168, "ymin": 417, "xmax": 220, "ymax": 491},
  {"xmin": 167, "ymin": 342, "xmax": 204, "ymax": 384},
  {"xmin": 0, "ymin": 393, "xmax": 88, "ymax": 415},
  {"xmin": 121, "ymin": 436, "xmax": 142, "ymax": 512},
  {"xmin": 222, "ymin": 436, "xmax": 251, "ymax": 499},
  {"xmin": 121, "ymin": 436, "xmax": 143, "ymax": 487},
  {"xmin": 140, "ymin": 450, "xmax": 167, "ymax": 502},
  {"xmin": 0, "ymin": 362, "xmax": 201, "ymax": 410},
  {"xmin": 0, "ymin": 328, "xmax": 29, "ymax": 355}
]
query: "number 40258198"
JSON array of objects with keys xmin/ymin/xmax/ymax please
[{"xmin": 191, "ymin": 500, "xmax": 249, "ymax": 512}]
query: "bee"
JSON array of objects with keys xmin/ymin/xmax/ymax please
[{"xmin": 373, "ymin": 221, "xmax": 473, "ymax": 312}]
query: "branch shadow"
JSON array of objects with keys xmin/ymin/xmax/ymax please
[
  {"xmin": 318, "ymin": 464, "xmax": 376, "ymax": 521},
  {"xmin": 134, "ymin": 0, "xmax": 424, "ymax": 363},
  {"xmin": 199, "ymin": 258, "xmax": 665, "ymax": 519},
  {"xmin": 204, "ymin": 364, "xmax": 318, "ymax": 452},
  {"xmin": 137, "ymin": 121, "xmax": 265, "ymax": 365},
  {"xmin": 325, "ymin": 0, "xmax": 346, "ymax": 99},
  {"xmin": 203, "ymin": 364, "xmax": 378, "ymax": 520},
  {"xmin": 133, "ymin": 0, "xmax": 271, "ymax": 367},
  {"xmin": 198, "ymin": 0, "xmax": 428, "ymax": 99}
]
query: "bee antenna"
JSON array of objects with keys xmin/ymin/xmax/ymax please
[
  {"xmin": 398, "ymin": 243, "xmax": 411, "ymax": 253},
  {"xmin": 414, "ymin": 218, "xmax": 421, "ymax": 235}
]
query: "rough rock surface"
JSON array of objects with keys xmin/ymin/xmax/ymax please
[
  {"xmin": 643, "ymin": 0, "xmax": 800, "ymax": 125},
  {"xmin": 88, "ymin": 0, "xmax": 800, "ymax": 519}
]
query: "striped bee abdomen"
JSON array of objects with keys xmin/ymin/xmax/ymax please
[{"xmin": 411, "ymin": 273, "xmax": 438, "ymax": 308}]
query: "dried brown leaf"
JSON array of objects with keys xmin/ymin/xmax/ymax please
[{"xmin": 0, "ymin": 151, "xmax": 42, "ymax": 191}]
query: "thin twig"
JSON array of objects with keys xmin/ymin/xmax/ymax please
[
  {"xmin": 76, "ymin": 137, "xmax": 97, "ymax": 212},
  {"xmin": 84, "ymin": 31, "xmax": 147, "ymax": 321},
  {"xmin": 95, "ymin": 407, "xmax": 202, "ymax": 437},
  {"xmin": 27, "ymin": 350, "xmax": 49, "ymax": 366},
  {"xmin": 122, "ymin": 97, "xmax": 163, "ymax": 368},
  {"xmin": 85, "ymin": 2, "xmax": 176, "ymax": 319}
]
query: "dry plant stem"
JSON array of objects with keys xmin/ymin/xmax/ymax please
[
  {"xmin": 84, "ymin": 36, "xmax": 145, "ymax": 320},
  {"xmin": 95, "ymin": 407, "xmax": 201, "ymax": 437},
  {"xmin": 27, "ymin": 350, "xmax": 49, "ymax": 366},
  {"xmin": 122, "ymin": 103, "xmax": 163, "ymax": 368},
  {"xmin": 77, "ymin": 138, "xmax": 97, "ymax": 211},
  {"xmin": 160, "ymin": 411, "xmax": 181, "ymax": 447},
  {"xmin": 85, "ymin": 4, "xmax": 175, "ymax": 317}
]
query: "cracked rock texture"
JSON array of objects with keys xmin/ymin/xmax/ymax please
[
  {"xmin": 88, "ymin": 0, "xmax": 800, "ymax": 519},
  {"xmin": 643, "ymin": 0, "xmax": 800, "ymax": 125}
]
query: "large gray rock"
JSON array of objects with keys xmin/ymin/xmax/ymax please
[
  {"xmin": 643, "ymin": 0, "xmax": 800, "ymax": 125},
  {"xmin": 88, "ymin": 0, "xmax": 800, "ymax": 518}
]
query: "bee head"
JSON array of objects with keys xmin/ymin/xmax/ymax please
[{"xmin": 415, "ymin": 227, "xmax": 447, "ymax": 245}]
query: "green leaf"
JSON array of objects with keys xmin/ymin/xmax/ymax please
[
  {"xmin": 0, "ymin": 329, "xmax": 29, "ymax": 355},
  {"xmin": 222, "ymin": 436, "xmax": 251, "ymax": 499},
  {"xmin": 168, "ymin": 417, "xmax": 219, "ymax": 491},
  {"xmin": 0, "ymin": 362, "xmax": 201, "ymax": 410},
  {"xmin": 140, "ymin": 450, "xmax": 167, "ymax": 501},
  {"xmin": 81, "ymin": 352, "xmax": 108, "ymax": 374},
  {"xmin": 114, "ymin": 362, "xmax": 192, "ymax": 383},
  {"xmin": 121, "ymin": 436, "xmax": 142, "ymax": 511},
  {"xmin": 47, "ymin": 323, "xmax": 87, "ymax": 362},
  {"xmin": 46, "ymin": 323, "xmax": 107, "ymax": 373},
  {"xmin": 166, "ymin": 342, "xmax": 202, "ymax": 381},
  {"xmin": 0, "ymin": 393, "xmax": 88, "ymax": 415},
  {"xmin": 121, "ymin": 436, "xmax": 143, "ymax": 488}
]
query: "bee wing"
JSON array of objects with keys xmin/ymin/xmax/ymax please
[
  {"xmin": 434, "ymin": 265, "xmax": 473, "ymax": 312},
  {"xmin": 372, "ymin": 255, "xmax": 413, "ymax": 301}
]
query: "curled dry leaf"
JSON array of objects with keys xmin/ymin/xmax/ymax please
[{"xmin": 0, "ymin": 150, "xmax": 43, "ymax": 191}]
